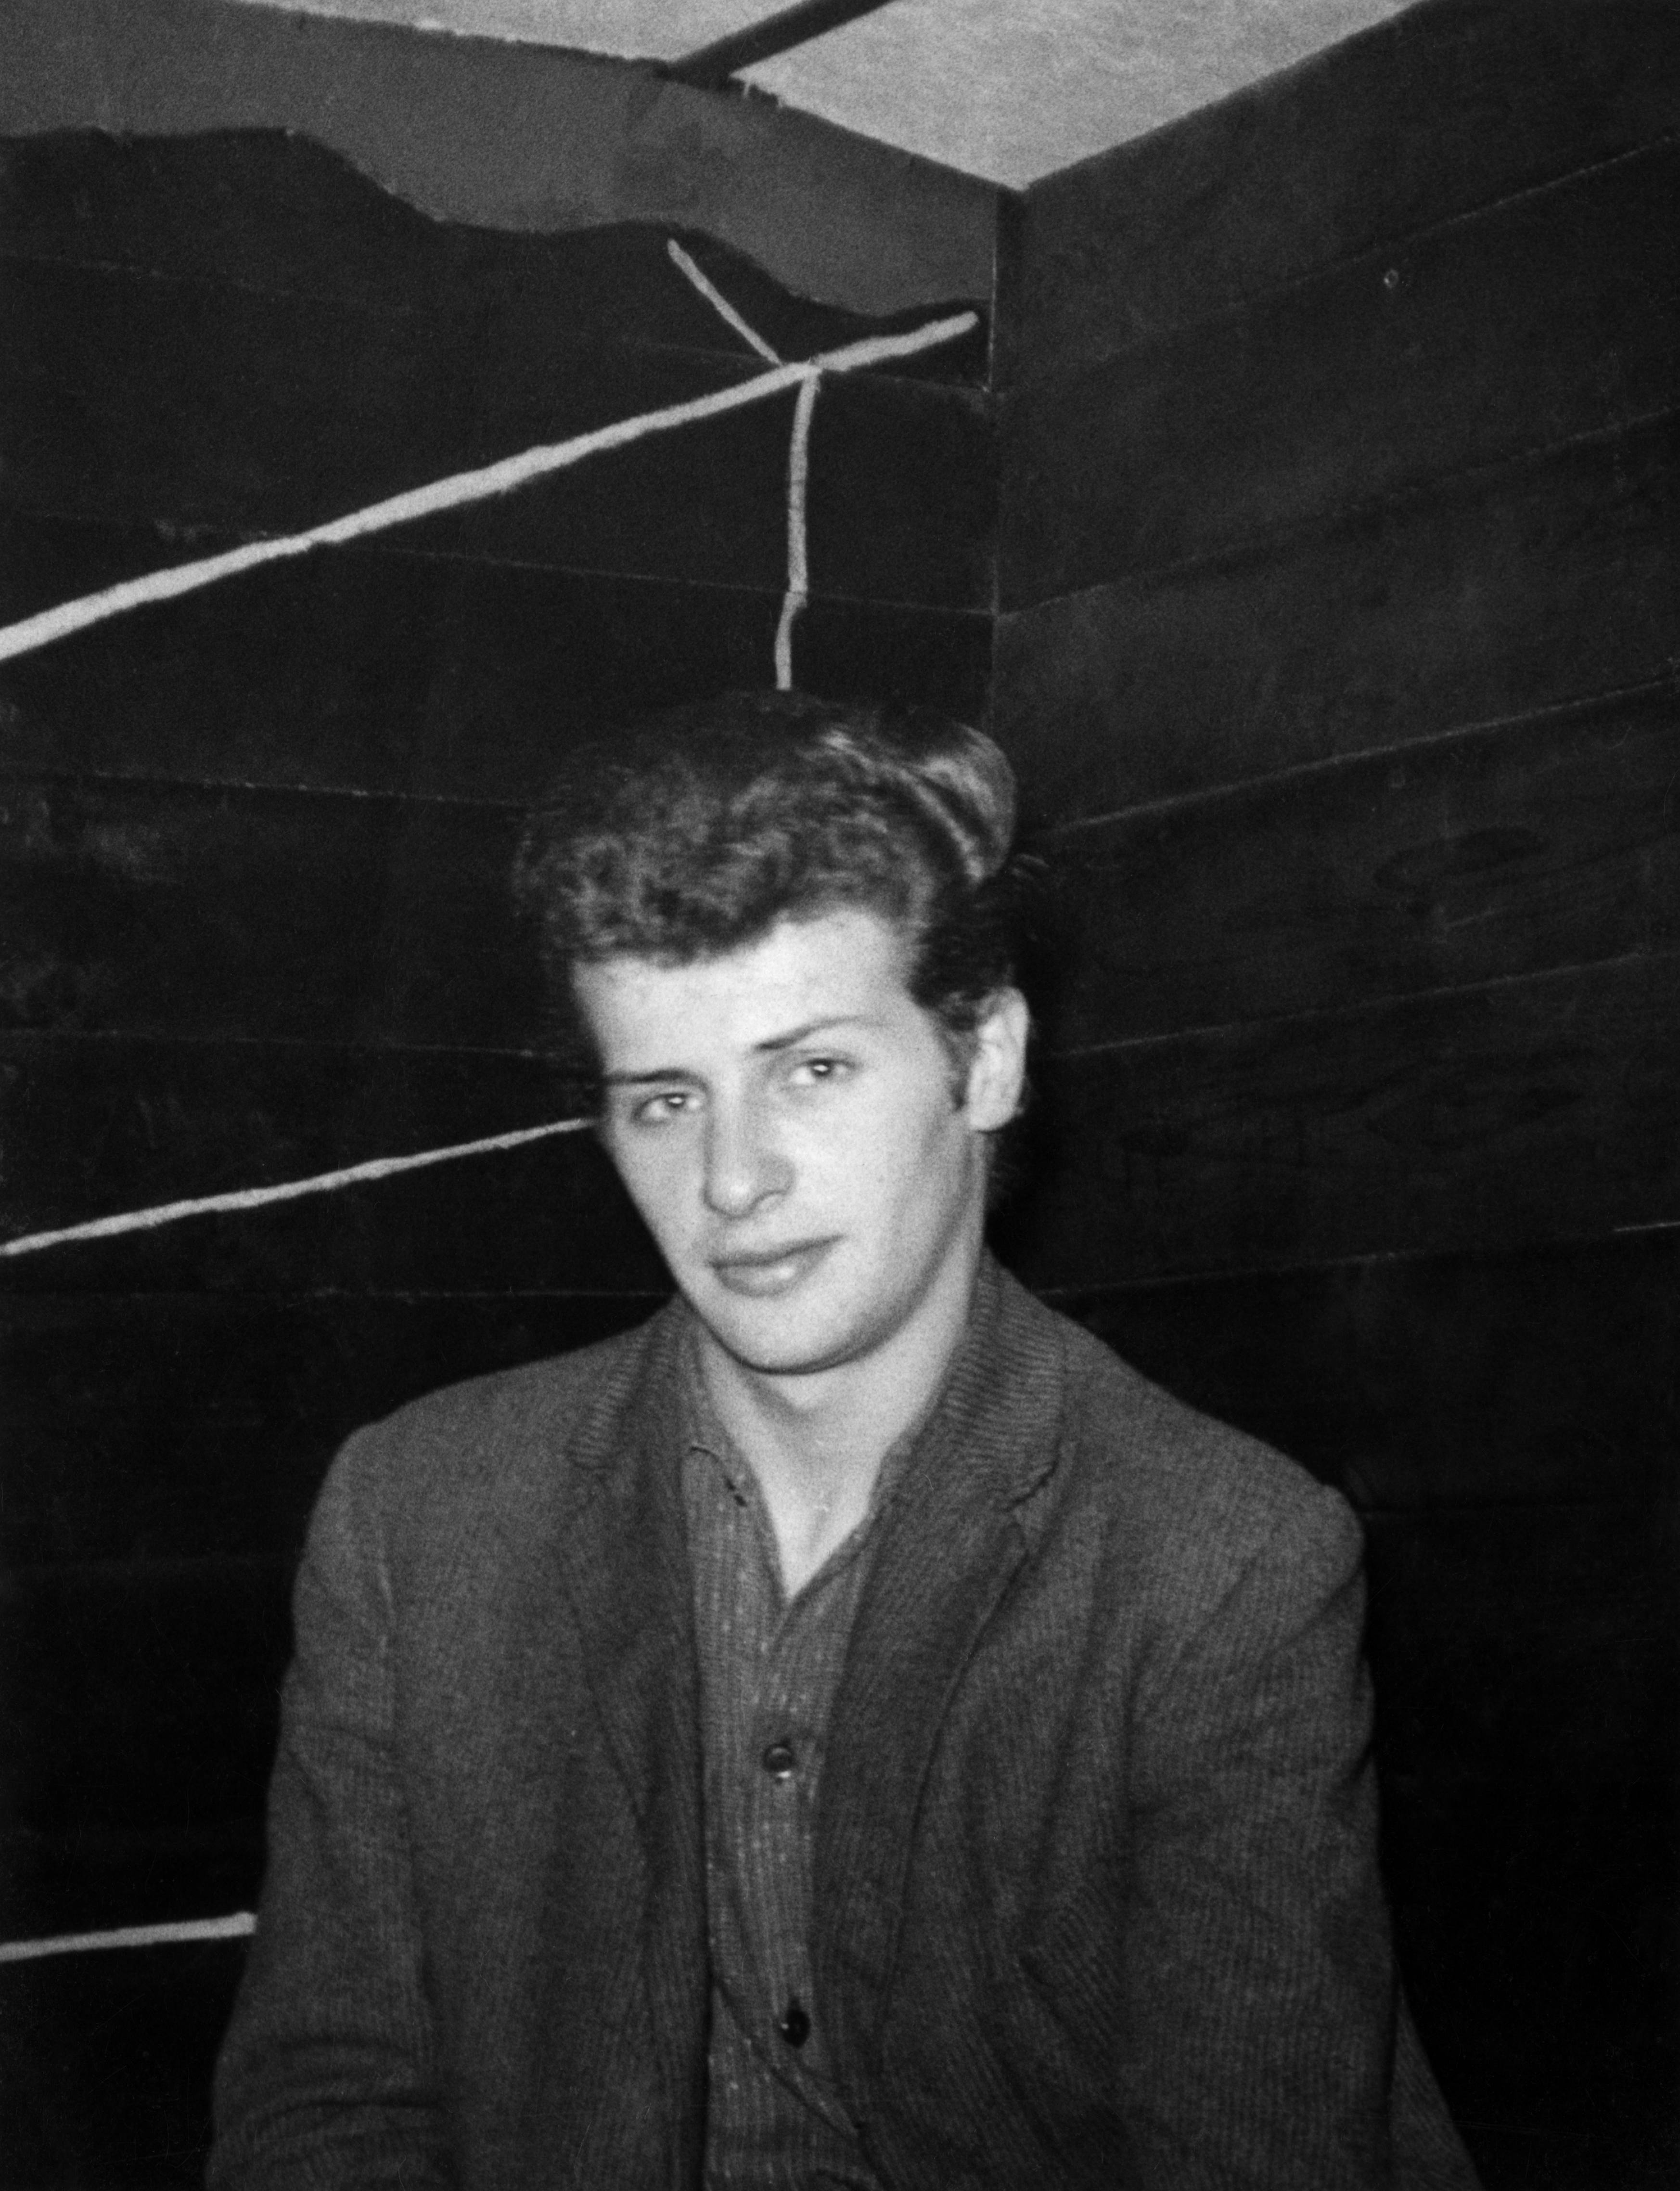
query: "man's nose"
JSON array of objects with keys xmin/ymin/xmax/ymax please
[{"xmin": 702, "ymin": 1093, "xmax": 790, "ymax": 1218}]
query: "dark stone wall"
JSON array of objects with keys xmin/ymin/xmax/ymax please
[
  {"xmin": 0, "ymin": 124, "xmax": 991, "ymax": 2181},
  {"xmin": 992, "ymin": 4, "xmax": 1680, "ymax": 2184}
]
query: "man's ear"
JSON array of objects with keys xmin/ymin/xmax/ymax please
[{"xmin": 963, "ymin": 988, "xmax": 1030, "ymax": 1131}]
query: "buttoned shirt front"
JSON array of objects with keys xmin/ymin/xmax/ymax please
[{"xmin": 680, "ymin": 1349, "xmax": 923, "ymax": 2191}]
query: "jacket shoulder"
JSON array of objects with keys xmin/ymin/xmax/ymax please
[
  {"xmin": 307, "ymin": 1306, "xmax": 671, "ymax": 1575},
  {"xmin": 1039, "ymin": 1296, "xmax": 1362, "ymax": 1612}
]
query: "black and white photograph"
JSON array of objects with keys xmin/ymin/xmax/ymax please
[{"xmin": 1, "ymin": 4, "xmax": 1675, "ymax": 2185}]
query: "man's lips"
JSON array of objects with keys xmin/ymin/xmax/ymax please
[{"xmin": 708, "ymin": 1237, "xmax": 838, "ymax": 1298}]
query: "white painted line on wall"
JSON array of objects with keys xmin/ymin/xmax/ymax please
[
  {"xmin": 0, "ymin": 312, "xmax": 976, "ymax": 669},
  {"xmin": 0, "ymin": 275, "xmax": 978, "ymax": 1264},
  {"xmin": 774, "ymin": 370, "xmax": 821, "ymax": 690},
  {"xmin": 0, "ymin": 1116, "xmax": 591, "ymax": 1259},
  {"xmin": 0, "ymin": 1911, "xmax": 256, "ymax": 1965},
  {"xmin": 666, "ymin": 240, "xmax": 782, "ymax": 364},
  {"xmin": 664, "ymin": 237, "xmax": 816, "ymax": 688}
]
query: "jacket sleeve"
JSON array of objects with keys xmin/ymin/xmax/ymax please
[
  {"xmin": 1118, "ymin": 1479, "xmax": 1479, "ymax": 2190},
  {"xmin": 207, "ymin": 1429, "xmax": 453, "ymax": 2190}
]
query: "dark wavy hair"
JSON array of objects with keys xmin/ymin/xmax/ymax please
[{"xmin": 513, "ymin": 689, "xmax": 1027, "ymax": 1070}]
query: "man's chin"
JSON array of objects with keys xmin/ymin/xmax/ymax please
[{"xmin": 685, "ymin": 1286, "xmax": 863, "ymax": 1382}]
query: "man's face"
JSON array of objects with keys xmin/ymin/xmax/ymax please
[{"xmin": 575, "ymin": 906, "xmax": 1026, "ymax": 1383}]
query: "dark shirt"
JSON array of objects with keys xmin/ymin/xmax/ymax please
[{"xmin": 681, "ymin": 1353, "xmax": 917, "ymax": 2191}]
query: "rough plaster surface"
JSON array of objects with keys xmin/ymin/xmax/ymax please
[
  {"xmin": 0, "ymin": 0, "xmax": 997, "ymax": 313},
  {"xmin": 221, "ymin": 0, "xmax": 1422, "ymax": 184}
]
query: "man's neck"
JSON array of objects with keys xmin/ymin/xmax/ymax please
[{"xmin": 697, "ymin": 1237, "xmax": 982, "ymax": 1594}]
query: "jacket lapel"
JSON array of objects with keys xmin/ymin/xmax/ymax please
[
  {"xmin": 549, "ymin": 1309, "xmax": 702, "ymax": 1825},
  {"xmin": 811, "ymin": 1260, "xmax": 1069, "ymax": 2080},
  {"xmin": 517, "ymin": 1304, "xmax": 710, "ymax": 2178}
]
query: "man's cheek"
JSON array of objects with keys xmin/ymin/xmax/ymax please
[{"xmin": 617, "ymin": 1154, "xmax": 686, "ymax": 1236}]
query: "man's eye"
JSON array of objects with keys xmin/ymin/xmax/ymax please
[
  {"xmin": 787, "ymin": 1056, "xmax": 851, "ymax": 1088},
  {"xmin": 630, "ymin": 1090, "xmax": 694, "ymax": 1125}
]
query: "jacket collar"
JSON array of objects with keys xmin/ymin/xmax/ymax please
[{"xmin": 809, "ymin": 1256, "xmax": 1072, "ymax": 2074}]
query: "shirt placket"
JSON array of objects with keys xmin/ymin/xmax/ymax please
[
  {"xmin": 685, "ymin": 1392, "xmax": 909, "ymax": 2184},
  {"xmin": 745, "ymin": 1580, "xmax": 834, "ymax": 2075}
]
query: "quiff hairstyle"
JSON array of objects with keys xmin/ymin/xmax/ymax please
[{"xmin": 513, "ymin": 688, "xmax": 1024, "ymax": 1061}]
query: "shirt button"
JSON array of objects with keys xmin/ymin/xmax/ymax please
[
  {"xmin": 761, "ymin": 1740, "xmax": 796, "ymax": 1780},
  {"xmin": 778, "ymin": 1996, "xmax": 811, "ymax": 2048}
]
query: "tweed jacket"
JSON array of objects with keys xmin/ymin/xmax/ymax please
[{"xmin": 210, "ymin": 1259, "xmax": 1478, "ymax": 2190}]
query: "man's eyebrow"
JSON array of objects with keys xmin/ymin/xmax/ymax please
[
  {"xmin": 600, "ymin": 1065, "xmax": 705, "ymax": 1088},
  {"xmin": 600, "ymin": 1017, "xmax": 875, "ymax": 1085},
  {"xmin": 755, "ymin": 1014, "xmax": 874, "ymax": 1053}
]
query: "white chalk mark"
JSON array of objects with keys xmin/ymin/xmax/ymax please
[
  {"xmin": 0, "ymin": 294, "xmax": 979, "ymax": 1261},
  {"xmin": 0, "ymin": 1911, "xmax": 257, "ymax": 1964},
  {"xmin": 0, "ymin": 313, "xmax": 977, "ymax": 669},
  {"xmin": 666, "ymin": 240, "xmax": 782, "ymax": 364},
  {"xmin": 664, "ymin": 242, "xmax": 813, "ymax": 687},
  {"xmin": 0, "ymin": 1116, "xmax": 591, "ymax": 1260},
  {"xmin": 774, "ymin": 371, "xmax": 822, "ymax": 691}
]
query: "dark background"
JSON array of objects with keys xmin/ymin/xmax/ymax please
[{"xmin": 1, "ymin": 1, "xmax": 1675, "ymax": 2183}]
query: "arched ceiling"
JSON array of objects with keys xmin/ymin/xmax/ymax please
[{"xmin": 222, "ymin": 0, "xmax": 1420, "ymax": 188}]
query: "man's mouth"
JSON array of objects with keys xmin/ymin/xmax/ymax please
[{"xmin": 708, "ymin": 1237, "xmax": 837, "ymax": 1299}]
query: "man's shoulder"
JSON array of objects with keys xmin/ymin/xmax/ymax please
[
  {"xmin": 372, "ymin": 1308, "xmax": 667, "ymax": 1451},
  {"xmin": 312, "ymin": 1301, "xmax": 677, "ymax": 1555},
  {"xmin": 1027, "ymin": 1284, "xmax": 1359, "ymax": 1597}
]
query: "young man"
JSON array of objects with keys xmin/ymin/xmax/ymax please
[{"xmin": 210, "ymin": 690, "xmax": 1478, "ymax": 2189}]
